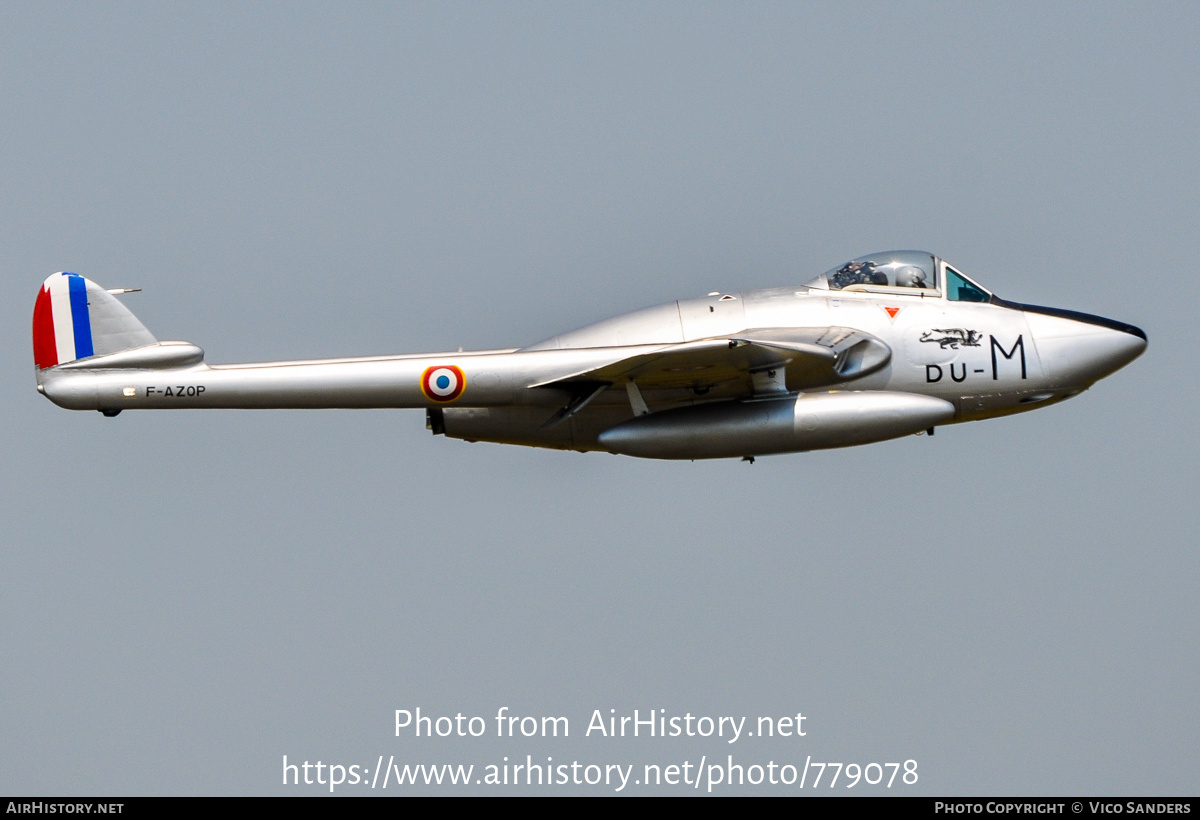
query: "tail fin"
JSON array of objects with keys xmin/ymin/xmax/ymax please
[{"xmin": 33, "ymin": 272, "xmax": 157, "ymax": 369}]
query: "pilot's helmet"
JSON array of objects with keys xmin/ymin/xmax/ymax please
[{"xmin": 894, "ymin": 266, "xmax": 927, "ymax": 288}]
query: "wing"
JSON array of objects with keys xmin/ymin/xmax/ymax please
[{"xmin": 530, "ymin": 326, "xmax": 891, "ymax": 396}]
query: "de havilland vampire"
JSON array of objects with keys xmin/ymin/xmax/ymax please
[{"xmin": 32, "ymin": 251, "xmax": 1146, "ymax": 460}]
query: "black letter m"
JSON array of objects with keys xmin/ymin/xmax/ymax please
[{"xmin": 990, "ymin": 335, "xmax": 1027, "ymax": 380}]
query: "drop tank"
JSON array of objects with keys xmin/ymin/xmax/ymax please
[{"xmin": 597, "ymin": 391, "xmax": 955, "ymax": 459}]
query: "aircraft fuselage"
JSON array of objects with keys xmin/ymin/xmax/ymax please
[{"xmin": 34, "ymin": 252, "xmax": 1146, "ymax": 459}]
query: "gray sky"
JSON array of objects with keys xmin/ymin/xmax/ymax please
[{"xmin": 1, "ymin": 2, "xmax": 1196, "ymax": 795}]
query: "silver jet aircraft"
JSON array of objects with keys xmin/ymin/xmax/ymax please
[{"xmin": 32, "ymin": 251, "xmax": 1146, "ymax": 460}]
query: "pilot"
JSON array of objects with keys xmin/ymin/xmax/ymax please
[
  {"xmin": 830, "ymin": 261, "xmax": 864, "ymax": 289},
  {"xmin": 831, "ymin": 260, "xmax": 887, "ymax": 289},
  {"xmin": 894, "ymin": 266, "xmax": 928, "ymax": 288}
]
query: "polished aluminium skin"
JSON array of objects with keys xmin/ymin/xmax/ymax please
[{"xmin": 32, "ymin": 251, "xmax": 1146, "ymax": 460}]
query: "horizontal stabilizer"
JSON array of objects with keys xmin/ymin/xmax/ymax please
[{"xmin": 53, "ymin": 341, "xmax": 205, "ymax": 371}]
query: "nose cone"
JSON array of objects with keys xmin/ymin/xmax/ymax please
[{"xmin": 1023, "ymin": 307, "xmax": 1146, "ymax": 387}]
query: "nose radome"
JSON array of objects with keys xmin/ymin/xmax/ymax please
[
  {"xmin": 1089, "ymin": 326, "xmax": 1147, "ymax": 375},
  {"xmin": 1023, "ymin": 309, "xmax": 1147, "ymax": 387}
]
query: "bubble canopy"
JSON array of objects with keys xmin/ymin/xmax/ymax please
[
  {"xmin": 805, "ymin": 251, "xmax": 935, "ymax": 291},
  {"xmin": 804, "ymin": 251, "xmax": 994, "ymax": 302}
]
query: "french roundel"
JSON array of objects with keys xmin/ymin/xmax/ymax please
[{"xmin": 421, "ymin": 365, "xmax": 466, "ymax": 402}]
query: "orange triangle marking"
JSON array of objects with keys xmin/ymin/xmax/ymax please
[{"xmin": 884, "ymin": 306, "xmax": 900, "ymax": 318}]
